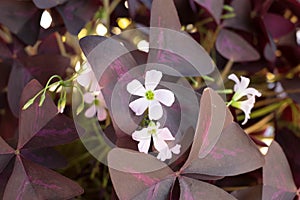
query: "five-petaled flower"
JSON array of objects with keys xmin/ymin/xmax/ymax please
[
  {"xmin": 127, "ymin": 70, "xmax": 175, "ymax": 120},
  {"xmin": 84, "ymin": 91, "xmax": 107, "ymax": 121},
  {"xmin": 228, "ymin": 74, "xmax": 261, "ymax": 125},
  {"xmin": 132, "ymin": 121, "xmax": 177, "ymax": 160}
]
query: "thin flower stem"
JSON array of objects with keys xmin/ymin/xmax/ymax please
[
  {"xmin": 55, "ymin": 32, "xmax": 67, "ymax": 56},
  {"xmin": 108, "ymin": 0, "xmax": 122, "ymax": 15},
  {"xmin": 221, "ymin": 59, "xmax": 234, "ymax": 81}
]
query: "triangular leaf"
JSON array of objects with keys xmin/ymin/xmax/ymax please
[
  {"xmin": 222, "ymin": 0, "xmax": 254, "ymax": 32},
  {"xmin": 22, "ymin": 114, "xmax": 78, "ymax": 149},
  {"xmin": 194, "ymin": 0, "xmax": 224, "ymax": 24},
  {"xmin": 216, "ymin": 29, "xmax": 260, "ymax": 62},
  {"xmin": 150, "ymin": 0, "xmax": 181, "ymax": 30},
  {"xmin": 108, "ymin": 148, "xmax": 174, "ymax": 200},
  {"xmin": 179, "ymin": 176, "xmax": 236, "ymax": 200},
  {"xmin": 21, "ymin": 147, "xmax": 67, "ymax": 169},
  {"xmin": 18, "ymin": 80, "xmax": 57, "ymax": 149},
  {"xmin": 0, "ymin": 136, "xmax": 15, "ymax": 154},
  {"xmin": 3, "ymin": 156, "xmax": 83, "ymax": 200},
  {"xmin": 33, "ymin": 0, "xmax": 67, "ymax": 9},
  {"xmin": 56, "ymin": 0, "xmax": 99, "ymax": 34},
  {"xmin": 263, "ymin": 13, "xmax": 295, "ymax": 39},
  {"xmin": 0, "ymin": 0, "xmax": 42, "ymax": 45},
  {"xmin": 183, "ymin": 122, "xmax": 264, "ymax": 177},
  {"xmin": 182, "ymin": 88, "xmax": 232, "ymax": 170},
  {"xmin": 262, "ymin": 141, "xmax": 297, "ymax": 199}
]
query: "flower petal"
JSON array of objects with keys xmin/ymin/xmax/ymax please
[
  {"xmin": 83, "ymin": 92, "xmax": 95, "ymax": 104},
  {"xmin": 132, "ymin": 128, "xmax": 151, "ymax": 153},
  {"xmin": 170, "ymin": 144, "xmax": 181, "ymax": 154},
  {"xmin": 239, "ymin": 76, "xmax": 250, "ymax": 90},
  {"xmin": 97, "ymin": 106, "xmax": 107, "ymax": 121},
  {"xmin": 244, "ymin": 88, "xmax": 262, "ymax": 97},
  {"xmin": 85, "ymin": 105, "xmax": 96, "ymax": 118},
  {"xmin": 228, "ymin": 74, "xmax": 239, "ymax": 89},
  {"xmin": 148, "ymin": 100, "xmax": 163, "ymax": 120},
  {"xmin": 132, "ymin": 128, "xmax": 151, "ymax": 142},
  {"xmin": 153, "ymin": 135, "xmax": 169, "ymax": 152},
  {"xmin": 154, "ymin": 89, "xmax": 175, "ymax": 107},
  {"xmin": 127, "ymin": 79, "xmax": 146, "ymax": 96},
  {"xmin": 129, "ymin": 98, "xmax": 149, "ymax": 116},
  {"xmin": 157, "ymin": 128, "xmax": 175, "ymax": 141},
  {"xmin": 77, "ymin": 67, "xmax": 91, "ymax": 88},
  {"xmin": 157, "ymin": 148, "xmax": 172, "ymax": 161},
  {"xmin": 138, "ymin": 139, "xmax": 151, "ymax": 154},
  {"xmin": 145, "ymin": 70, "xmax": 162, "ymax": 90}
]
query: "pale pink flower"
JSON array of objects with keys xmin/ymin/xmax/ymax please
[{"xmin": 127, "ymin": 70, "xmax": 175, "ymax": 120}]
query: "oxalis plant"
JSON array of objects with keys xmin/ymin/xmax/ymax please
[{"xmin": 0, "ymin": 0, "xmax": 299, "ymax": 199}]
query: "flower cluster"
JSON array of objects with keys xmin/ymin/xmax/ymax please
[
  {"xmin": 227, "ymin": 74, "xmax": 261, "ymax": 125},
  {"xmin": 127, "ymin": 70, "xmax": 181, "ymax": 161},
  {"xmin": 77, "ymin": 62, "xmax": 107, "ymax": 121}
]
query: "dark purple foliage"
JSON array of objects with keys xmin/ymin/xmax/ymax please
[{"xmin": 0, "ymin": 79, "xmax": 83, "ymax": 199}]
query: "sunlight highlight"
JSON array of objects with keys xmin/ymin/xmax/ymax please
[
  {"xmin": 40, "ymin": 10, "xmax": 52, "ymax": 29},
  {"xmin": 96, "ymin": 24, "xmax": 108, "ymax": 36},
  {"xmin": 137, "ymin": 40, "xmax": 149, "ymax": 53}
]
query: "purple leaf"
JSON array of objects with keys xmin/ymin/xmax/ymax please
[
  {"xmin": 33, "ymin": 0, "xmax": 68, "ymax": 9},
  {"xmin": 56, "ymin": 0, "xmax": 100, "ymax": 35},
  {"xmin": 0, "ymin": 62, "xmax": 12, "ymax": 91},
  {"xmin": 179, "ymin": 176, "xmax": 236, "ymax": 200},
  {"xmin": 132, "ymin": 177, "xmax": 175, "ymax": 200},
  {"xmin": 0, "ymin": 136, "xmax": 14, "ymax": 174},
  {"xmin": 21, "ymin": 147, "xmax": 67, "ymax": 169},
  {"xmin": 22, "ymin": 114, "xmax": 78, "ymax": 149},
  {"xmin": 147, "ymin": 0, "xmax": 215, "ymax": 76},
  {"xmin": 222, "ymin": 0, "xmax": 254, "ymax": 32},
  {"xmin": 280, "ymin": 78, "xmax": 300, "ymax": 104},
  {"xmin": 79, "ymin": 36, "xmax": 107, "ymax": 56},
  {"xmin": 80, "ymin": 36, "xmax": 141, "ymax": 137},
  {"xmin": 8, "ymin": 55, "xmax": 69, "ymax": 117},
  {"xmin": 275, "ymin": 128, "xmax": 300, "ymax": 188},
  {"xmin": 183, "ymin": 122, "xmax": 264, "ymax": 177},
  {"xmin": 0, "ymin": 136, "xmax": 14, "ymax": 154},
  {"xmin": 3, "ymin": 156, "xmax": 83, "ymax": 200},
  {"xmin": 182, "ymin": 88, "xmax": 232, "ymax": 170},
  {"xmin": 194, "ymin": 0, "xmax": 224, "ymax": 24},
  {"xmin": 263, "ymin": 13, "xmax": 295, "ymax": 39},
  {"xmin": 18, "ymin": 79, "xmax": 58, "ymax": 149},
  {"xmin": 216, "ymin": 29, "xmax": 260, "ymax": 62},
  {"xmin": 0, "ymin": 0, "xmax": 42, "ymax": 45},
  {"xmin": 108, "ymin": 148, "xmax": 174, "ymax": 200},
  {"xmin": 7, "ymin": 61, "xmax": 33, "ymax": 117},
  {"xmin": 0, "ymin": 159, "xmax": 14, "ymax": 199},
  {"xmin": 263, "ymin": 141, "xmax": 297, "ymax": 200},
  {"xmin": 0, "ymin": 40, "xmax": 12, "ymax": 60},
  {"xmin": 21, "ymin": 55, "xmax": 69, "ymax": 85},
  {"xmin": 150, "ymin": 0, "xmax": 181, "ymax": 30}
]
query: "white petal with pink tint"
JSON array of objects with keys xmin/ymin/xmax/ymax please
[
  {"xmin": 145, "ymin": 70, "xmax": 162, "ymax": 90},
  {"xmin": 127, "ymin": 79, "xmax": 146, "ymax": 96},
  {"xmin": 154, "ymin": 89, "xmax": 175, "ymax": 106},
  {"xmin": 129, "ymin": 98, "xmax": 149, "ymax": 116}
]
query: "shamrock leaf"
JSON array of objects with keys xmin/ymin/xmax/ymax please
[
  {"xmin": 108, "ymin": 88, "xmax": 264, "ymax": 199},
  {"xmin": 0, "ymin": 79, "xmax": 83, "ymax": 199}
]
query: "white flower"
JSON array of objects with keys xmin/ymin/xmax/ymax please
[
  {"xmin": 127, "ymin": 70, "xmax": 175, "ymax": 120},
  {"xmin": 157, "ymin": 144, "xmax": 181, "ymax": 161},
  {"xmin": 228, "ymin": 74, "xmax": 261, "ymax": 125},
  {"xmin": 84, "ymin": 91, "xmax": 107, "ymax": 121},
  {"xmin": 132, "ymin": 122, "xmax": 175, "ymax": 155},
  {"xmin": 77, "ymin": 62, "xmax": 99, "ymax": 91}
]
